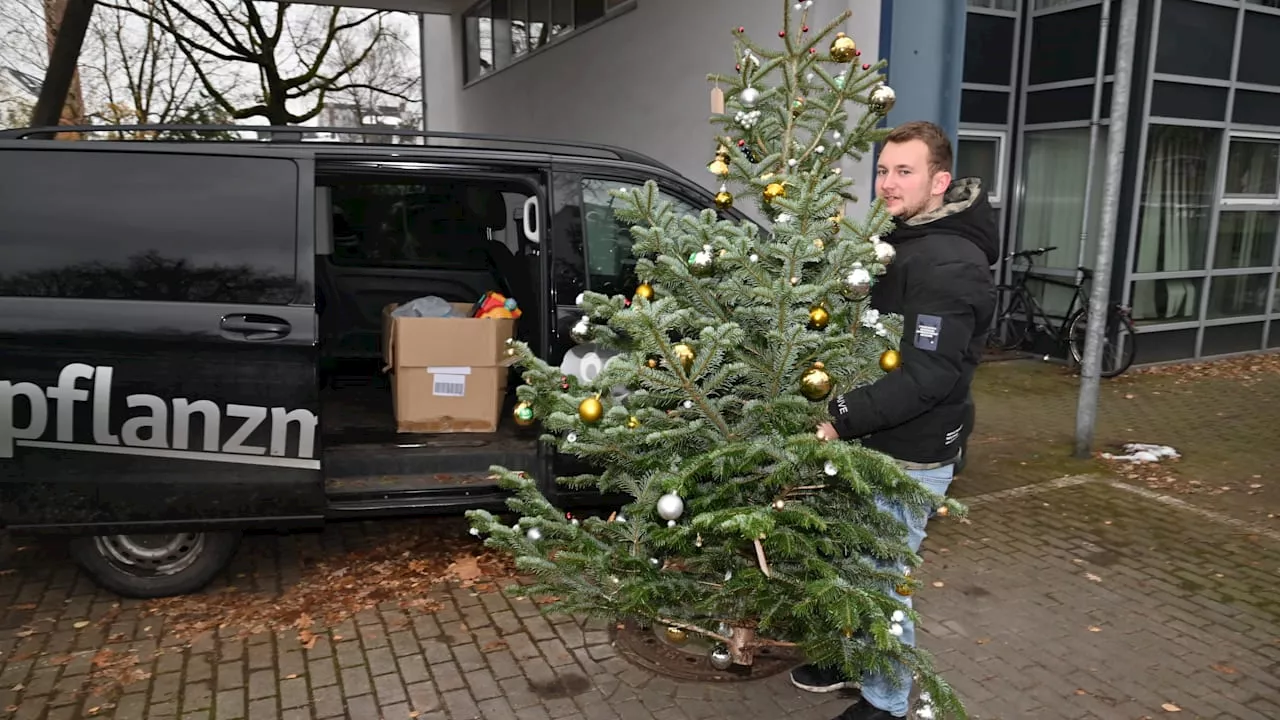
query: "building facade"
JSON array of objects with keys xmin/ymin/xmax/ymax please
[{"xmin": 960, "ymin": 0, "xmax": 1280, "ymax": 363}]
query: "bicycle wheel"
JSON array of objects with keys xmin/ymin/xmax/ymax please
[
  {"xmin": 1067, "ymin": 306, "xmax": 1137, "ymax": 378},
  {"xmin": 988, "ymin": 288, "xmax": 1031, "ymax": 352}
]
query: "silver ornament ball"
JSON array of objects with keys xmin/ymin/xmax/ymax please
[
  {"xmin": 656, "ymin": 492, "xmax": 685, "ymax": 521},
  {"xmin": 526, "ymin": 527, "xmax": 543, "ymax": 542},
  {"xmin": 709, "ymin": 645, "xmax": 733, "ymax": 670},
  {"xmin": 739, "ymin": 87, "xmax": 761, "ymax": 108},
  {"xmin": 869, "ymin": 83, "xmax": 897, "ymax": 115}
]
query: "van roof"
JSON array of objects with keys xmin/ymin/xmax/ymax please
[{"xmin": 0, "ymin": 124, "xmax": 683, "ymax": 175}]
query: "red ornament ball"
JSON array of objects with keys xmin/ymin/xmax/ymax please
[
  {"xmin": 862, "ymin": 63, "xmax": 871, "ymax": 70},
  {"xmin": 779, "ymin": 30, "xmax": 786, "ymax": 37},
  {"xmin": 809, "ymin": 47, "xmax": 817, "ymax": 54},
  {"xmin": 736, "ymin": 63, "xmax": 742, "ymax": 71},
  {"xmin": 737, "ymin": 26, "xmax": 745, "ymax": 33},
  {"xmin": 737, "ymin": 139, "xmax": 746, "ymax": 146},
  {"xmin": 854, "ymin": 49, "xmax": 862, "ymax": 57},
  {"xmin": 803, "ymin": 25, "xmax": 810, "ymax": 32}
]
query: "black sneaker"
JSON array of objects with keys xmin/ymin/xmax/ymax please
[{"xmin": 789, "ymin": 663, "xmax": 856, "ymax": 693}]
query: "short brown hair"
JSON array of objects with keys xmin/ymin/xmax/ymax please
[{"xmin": 884, "ymin": 120, "xmax": 953, "ymax": 175}]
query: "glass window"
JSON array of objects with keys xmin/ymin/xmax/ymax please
[
  {"xmin": 960, "ymin": 90, "xmax": 1010, "ymax": 125},
  {"xmin": 510, "ymin": 0, "xmax": 530, "ymax": 56},
  {"xmin": 581, "ymin": 177, "xmax": 700, "ymax": 297},
  {"xmin": 1208, "ymin": 274, "xmax": 1271, "ymax": 319},
  {"xmin": 1017, "ymin": 127, "xmax": 1108, "ymax": 271},
  {"xmin": 464, "ymin": 2, "xmax": 494, "ymax": 82},
  {"xmin": 1223, "ymin": 140, "xmax": 1280, "ymax": 198},
  {"xmin": 1130, "ymin": 278, "xmax": 1202, "ymax": 325},
  {"xmin": 1029, "ymin": 5, "xmax": 1103, "ymax": 85},
  {"xmin": 551, "ymin": 0, "xmax": 573, "ymax": 36},
  {"xmin": 1134, "ymin": 126, "xmax": 1220, "ymax": 274},
  {"xmin": 574, "ymin": 0, "xmax": 604, "ymax": 25},
  {"xmin": 1214, "ymin": 212, "xmax": 1279, "ymax": 269},
  {"xmin": 0, "ymin": 151, "xmax": 297, "ymax": 304},
  {"xmin": 327, "ymin": 180, "xmax": 511, "ymax": 271},
  {"xmin": 1203, "ymin": 322, "xmax": 1264, "ymax": 357},
  {"xmin": 1156, "ymin": 0, "xmax": 1235, "ymax": 80},
  {"xmin": 969, "ymin": 0, "xmax": 1017, "ymax": 8},
  {"xmin": 1239, "ymin": 10, "xmax": 1280, "ymax": 88},
  {"xmin": 963, "ymin": 14, "xmax": 1016, "ymax": 86},
  {"xmin": 956, "ymin": 136, "xmax": 1001, "ymax": 202},
  {"xmin": 528, "ymin": 0, "xmax": 551, "ymax": 50}
]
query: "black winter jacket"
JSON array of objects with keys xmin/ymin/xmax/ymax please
[{"xmin": 827, "ymin": 178, "xmax": 999, "ymax": 464}]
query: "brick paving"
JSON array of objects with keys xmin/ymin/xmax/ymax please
[{"xmin": 1, "ymin": 358, "xmax": 1278, "ymax": 720}]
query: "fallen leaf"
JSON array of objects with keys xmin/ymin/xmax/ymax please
[
  {"xmin": 1084, "ymin": 573, "xmax": 1102, "ymax": 583},
  {"xmin": 447, "ymin": 555, "xmax": 484, "ymax": 584},
  {"xmin": 975, "ymin": 638, "xmax": 990, "ymax": 645},
  {"xmin": 1088, "ymin": 626, "xmax": 1102, "ymax": 633},
  {"xmin": 1075, "ymin": 689, "xmax": 1088, "ymax": 695},
  {"xmin": 285, "ymin": 673, "xmax": 299, "ymax": 679},
  {"xmin": 932, "ymin": 581, "xmax": 945, "ymax": 588},
  {"xmin": 1162, "ymin": 702, "xmax": 1181, "ymax": 712},
  {"xmin": 11, "ymin": 603, "xmax": 36, "ymax": 611},
  {"xmin": 410, "ymin": 713, "xmax": 420, "ymax": 718},
  {"xmin": 87, "ymin": 707, "xmax": 100, "ymax": 715},
  {"xmin": 73, "ymin": 621, "xmax": 90, "ymax": 629},
  {"xmin": 1210, "ymin": 663, "xmax": 1236, "ymax": 674},
  {"xmin": 481, "ymin": 640, "xmax": 508, "ymax": 653}
]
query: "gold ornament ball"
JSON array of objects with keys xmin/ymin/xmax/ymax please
[
  {"xmin": 800, "ymin": 361, "xmax": 833, "ymax": 401},
  {"xmin": 936, "ymin": 505, "xmax": 950, "ymax": 517},
  {"xmin": 808, "ymin": 306, "xmax": 830, "ymax": 330},
  {"xmin": 578, "ymin": 396, "xmax": 604, "ymax": 424},
  {"xmin": 664, "ymin": 626, "xmax": 688, "ymax": 645},
  {"xmin": 830, "ymin": 32, "xmax": 857, "ymax": 63},
  {"xmin": 708, "ymin": 157, "xmax": 730, "ymax": 177},
  {"xmin": 868, "ymin": 83, "xmax": 897, "ymax": 115},
  {"xmin": 673, "ymin": 343, "xmax": 695, "ymax": 372},
  {"xmin": 714, "ymin": 191, "xmax": 734, "ymax": 210},
  {"xmin": 772, "ymin": 499, "xmax": 786, "ymax": 510},
  {"xmin": 627, "ymin": 415, "xmax": 640, "ymax": 429},
  {"xmin": 634, "ymin": 283, "xmax": 654, "ymax": 301},
  {"xmin": 879, "ymin": 349, "xmax": 901, "ymax": 372},
  {"xmin": 763, "ymin": 182, "xmax": 786, "ymax": 202},
  {"xmin": 513, "ymin": 401, "xmax": 535, "ymax": 427},
  {"xmin": 645, "ymin": 354, "xmax": 661, "ymax": 369},
  {"xmin": 895, "ymin": 583, "xmax": 914, "ymax": 597}
]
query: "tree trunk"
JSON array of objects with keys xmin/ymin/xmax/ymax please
[{"xmin": 43, "ymin": 0, "xmax": 86, "ymax": 139}]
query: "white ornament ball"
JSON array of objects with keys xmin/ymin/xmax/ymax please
[
  {"xmin": 824, "ymin": 461, "xmax": 838, "ymax": 476},
  {"xmin": 889, "ymin": 622, "xmax": 903, "ymax": 637},
  {"xmin": 709, "ymin": 645, "xmax": 733, "ymax": 670},
  {"xmin": 739, "ymin": 87, "xmax": 761, "ymax": 108},
  {"xmin": 575, "ymin": 292, "xmax": 585, "ymax": 306},
  {"xmin": 526, "ymin": 528, "xmax": 543, "ymax": 542},
  {"xmin": 874, "ymin": 241, "xmax": 896, "ymax": 264},
  {"xmin": 650, "ymin": 557, "xmax": 661, "ymax": 566},
  {"xmin": 571, "ymin": 518, "xmax": 580, "ymax": 526},
  {"xmin": 469, "ymin": 527, "xmax": 480, "ymax": 536},
  {"xmin": 566, "ymin": 432, "xmax": 578, "ymax": 443},
  {"xmin": 667, "ymin": 520, "xmax": 677, "ymax": 528},
  {"xmin": 657, "ymin": 492, "xmax": 685, "ymax": 521},
  {"xmin": 891, "ymin": 610, "xmax": 905, "ymax": 622},
  {"xmin": 788, "ymin": 158, "xmax": 797, "ymax": 167},
  {"xmin": 749, "ymin": 253, "xmax": 759, "ymax": 262}
]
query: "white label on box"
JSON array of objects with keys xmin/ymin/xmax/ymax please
[{"xmin": 428, "ymin": 367, "xmax": 471, "ymax": 397}]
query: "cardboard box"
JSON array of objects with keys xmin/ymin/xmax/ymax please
[{"xmin": 382, "ymin": 302, "xmax": 518, "ymax": 433}]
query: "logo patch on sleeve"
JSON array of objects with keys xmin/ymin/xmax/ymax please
[{"xmin": 914, "ymin": 314, "xmax": 943, "ymax": 351}]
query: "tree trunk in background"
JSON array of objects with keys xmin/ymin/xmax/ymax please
[{"xmin": 43, "ymin": 0, "xmax": 86, "ymax": 138}]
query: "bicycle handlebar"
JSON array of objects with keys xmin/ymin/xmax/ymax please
[{"xmin": 1007, "ymin": 246, "xmax": 1058, "ymax": 260}]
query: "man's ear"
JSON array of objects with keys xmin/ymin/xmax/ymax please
[{"xmin": 931, "ymin": 170, "xmax": 953, "ymax": 198}]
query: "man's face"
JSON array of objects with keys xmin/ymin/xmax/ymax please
[{"xmin": 875, "ymin": 139, "xmax": 951, "ymax": 220}]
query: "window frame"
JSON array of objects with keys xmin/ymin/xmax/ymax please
[
  {"xmin": 462, "ymin": 0, "xmax": 638, "ymax": 86},
  {"xmin": 956, "ymin": 128, "xmax": 1008, "ymax": 205},
  {"xmin": 1220, "ymin": 131, "xmax": 1280, "ymax": 206}
]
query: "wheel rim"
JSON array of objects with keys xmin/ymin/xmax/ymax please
[{"xmin": 93, "ymin": 533, "xmax": 206, "ymax": 576}]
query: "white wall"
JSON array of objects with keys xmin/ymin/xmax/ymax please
[{"xmin": 426, "ymin": 0, "xmax": 883, "ymax": 219}]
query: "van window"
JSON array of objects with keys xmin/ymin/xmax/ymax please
[
  {"xmin": 580, "ymin": 177, "xmax": 701, "ymax": 297},
  {"xmin": 0, "ymin": 150, "xmax": 298, "ymax": 304}
]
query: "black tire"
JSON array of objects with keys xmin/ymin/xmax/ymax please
[
  {"xmin": 68, "ymin": 530, "xmax": 241, "ymax": 598},
  {"xmin": 988, "ymin": 289, "xmax": 1031, "ymax": 352},
  {"xmin": 1067, "ymin": 307, "xmax": 1136, "ymax": 378}
]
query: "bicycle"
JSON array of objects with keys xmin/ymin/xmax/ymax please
[{"xmin": 986, "ymin": 245, "xmax": 1137, "ymax": 378}]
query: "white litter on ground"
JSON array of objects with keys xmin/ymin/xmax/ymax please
[{"xmin": 1100, "ymin": 443, "xmax": 1181, "ymax": 464}]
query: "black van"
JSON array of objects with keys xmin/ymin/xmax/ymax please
[{"xmin": 0, "ymin": 124, "xmax": 749, "ymax": 598}]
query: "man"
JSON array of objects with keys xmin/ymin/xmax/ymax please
[{"xmin": 792, "ymin": 120, "xmax": 999, "ymax": 719}]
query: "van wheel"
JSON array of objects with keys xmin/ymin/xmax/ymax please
[{"xmin": 68, "ymin": 531, "xmax": 241, "ymax": 598}]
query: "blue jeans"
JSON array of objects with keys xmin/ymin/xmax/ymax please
[{"xmin": 860, "ymin": 463, "xmax": 955, "ymax": 717}]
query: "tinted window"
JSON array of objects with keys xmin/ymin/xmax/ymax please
[
  {"xmin": 581, "ymin": 177, "xmax": 700, "ymax": 297},
  {"xmin": 1155, "ymin": 0, "xmax": 1235, "ymax": 80},
  {"xmin": 326, "ymin": 180, "xmax": 509, "ymax": 270},
  {"xmin": 0, "ymin": 150, "xmax": 298, "ymax": 304},
  {"xmin": 1029, "ymin": 6, "xmax": 1102, "ymax": 85},
  {"xmin": 963, "ymin": 13, "xmax": 1016, "ymax": 86}
]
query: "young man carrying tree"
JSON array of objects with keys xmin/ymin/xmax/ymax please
[{"xmin": 796, "ymin": 121, "xmax": 999, "ymax": 719}]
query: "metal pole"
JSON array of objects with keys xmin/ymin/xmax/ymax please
[
  {"xmin": 1076, "ymin": 0, "xmax": 1113, "ymax": 275},
  {"xmin": 1074, "ymin": 0, "xmax": 1140, "ymax": 458}
]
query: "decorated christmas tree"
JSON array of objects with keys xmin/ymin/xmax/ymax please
[{"xmin": 467, "ymin": 1, "xmax": 965, "ymax": 717}]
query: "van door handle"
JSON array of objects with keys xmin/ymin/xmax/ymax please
[{"xmin": 220, "ymin": 314, "xmax": 291, "ymax": 341}]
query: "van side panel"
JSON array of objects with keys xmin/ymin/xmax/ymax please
[{"xmin": 0, "ymin": 147, "xmax": 325, "ymax": 532}]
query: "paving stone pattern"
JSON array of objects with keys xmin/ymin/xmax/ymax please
[{"xmin": 1, "ymin": 360, "xmax": 1278, "ymax": 720}]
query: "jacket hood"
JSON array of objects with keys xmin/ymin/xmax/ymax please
[{"xmin": 886, "ymin": 177, "xmax": 1001, "ymax": 265}]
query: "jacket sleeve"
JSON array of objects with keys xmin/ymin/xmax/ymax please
[{"xmin": 827, "ymin": 258, "xmax": 976, "ymax": 440}]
